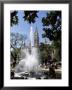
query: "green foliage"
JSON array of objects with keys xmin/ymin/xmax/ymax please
[
  {"xmin": 10, "ymin": 11, "xmax": 38, "ymax": 26},
  {"xmin": 42, "ymin": 11, "xmax": 61, "ymax": 41},
  {"xmin": 51, "ymin": 40, "xmax": 61, "ymax": 61},
  {"xmin": 42, "ymin": 28, "xmax": 61, "ymax": 41},
  {"xmin": 10, "ymin": 33, "xmax": 27, "ymax": 48},
  {"xmin": 42, "ymin": 11, "xmax": 61, "ymax": 61},
  {"xmin": 10, "ymin": 33, "xmax": 27, "ymax": 67},
  {"xmin": 10, "ymin": 11, "xmax": 18, "ymax": 26},
  {"xmin": 11, "ymin": 48, "xmax": 21, "ymax": 61},
  {"xmin": 42, "ymin": 11, "xmax": 61, "ymax": 26},
  {"xmin": 23, "ymin": 11, "xmax": 38, "ymax": 23},
  {"xmin": 39, "ymin": 43, "xmax": 52, "ymax": 64}
]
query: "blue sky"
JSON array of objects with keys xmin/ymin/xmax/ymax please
[{"xmin": 10, "ymin": 11, "xmax": 51, "ymax": 45}]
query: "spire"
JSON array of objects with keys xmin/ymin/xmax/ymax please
[
  {"xmin": 34, "ymin": 26, "xmax": 39, "ymax": 48},
  {"xmin": 34, "ymin": 26, "xmax": 39, "ymax": 37}
]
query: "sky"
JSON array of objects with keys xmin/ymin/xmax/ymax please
[{"xmin": 10, "ymin": 11, "xmax": 51, "ymax": 45}]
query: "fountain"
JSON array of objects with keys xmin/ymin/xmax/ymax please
[
  {"xmin": 14, "ymin": 26, "xmax": 40, "ymax": 78},
  {"xmin": 11, "ymin": 26, "xmax": 61, "ymax": 79}
]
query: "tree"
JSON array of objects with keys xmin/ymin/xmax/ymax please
[
  {"xmin": 10, "ymin": 33, "xmax": 27, "ymax": 67},
  {"xmin": 39, "ymin": 43, "xmax": 52, "ymax": 64},
  {"xmin": 42, "ymin": 11, "xmax": 61, "ymax": 41},
  {"xmin": 10, "ymin": 11, "xmax": 18, "ymax": 26},
  {"xmin": 10, "ymin": 33, "xmax": 27, "ymax": 48},
  {"xmin": 42, "ymin": 11, "xmax": 61, "ymax": 61},
  {"xmin": 23, "ymin": 11, "xmax": 38, "ymax": 23},
  {"xmin": 51, "ymin": 40, "xmax": 61, "ymax": 61},
  {"xmin": 10, "ymin": 11, "xmax": 38, "ymax": 26}
]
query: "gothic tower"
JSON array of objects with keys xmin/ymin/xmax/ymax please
[{"xmin": 34, "ymin": 27, "xmax": 39, "ymax": 48}]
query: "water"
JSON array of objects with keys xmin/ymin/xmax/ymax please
[
  {"xmin": 15, "ymin": 26, "xmax": 39, "ymax": 73},
  {"xmin": 12, "ymin": 26, "xmax": 61, "ymax": 79}
]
